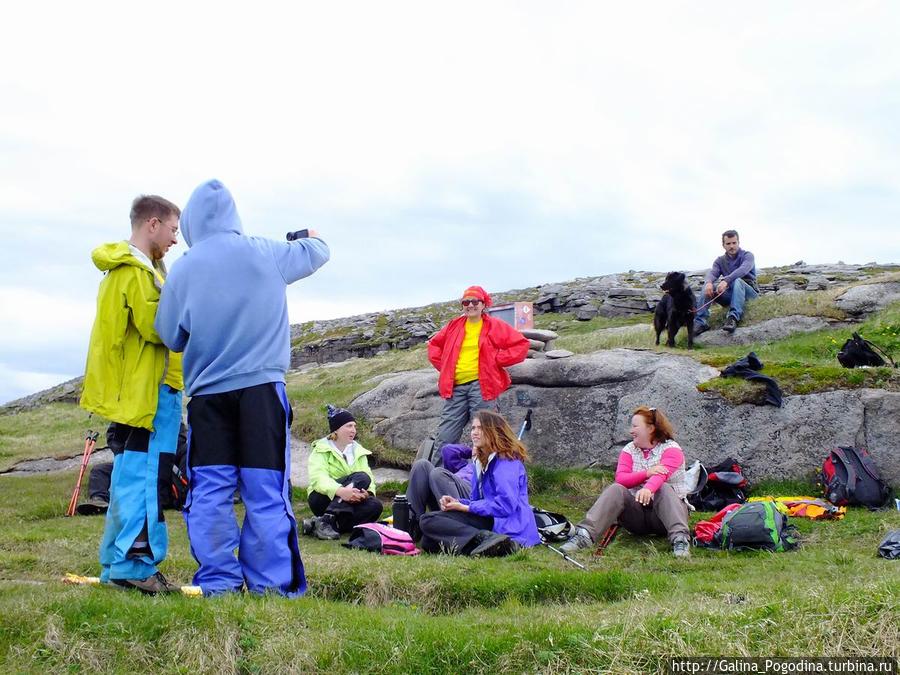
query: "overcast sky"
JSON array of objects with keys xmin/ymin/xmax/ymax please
[{"xmin": 1, "ymin": 1, "xmax": 899, "ymax": 404}]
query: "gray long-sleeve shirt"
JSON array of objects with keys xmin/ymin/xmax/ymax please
[{"xmin": 706, "ymin": 249, "xmax": 757, "ymax": 288}]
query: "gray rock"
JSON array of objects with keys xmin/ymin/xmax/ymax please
[
  {"xmin": 521, "ymin": 329, "xmax": 559, "ymax": 341},
  {"xmin": 528, "ymin": 350, "xmax": 547, "ymax": 359},
  {"xmin": 527, "ymin": 338, "xmax": 546, "ymax": 351},
  {"xmin": 695, "ymin": 316, "xmax": 831, "ymax": 347},
  {"xmin": 349, "ymin": 349, "xmax": 900, "ymax": 486},
  {"xmin": 575, "ymin": 306, "xmax": 599, "ymax": 321},
  {"xmin": 607, "ymin": 288, "xmax": 647, "ymax": 297},
  {"xmin": 545, "ymin": 349, "xmax": 574, "ymax": 359},
  {"xmin": 834, "ymin": 282, "xmax": 900, "ymax": 317}
]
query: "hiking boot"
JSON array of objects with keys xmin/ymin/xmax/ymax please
[
  {"xmin": 672, "ymin": 536, "xmax": 691, "ymax": 559},
  {"xmin": 313, "ymin": 514, "xmax": 340, "ymax": 540},
  {"xmin": 693, "ymin": 322, "xmax": 709, "ymax": 337},
  {"xmin": 111, "ymin": 571, "xmax": 179, "ymax": 595},
  {"xmin": 722, "ymin": 316, "xmax": 738, "ymax": 333},
  {"xmin": 301, "ymin": 517, "xmax": 316, "ymax": 536},
  {"xmin": 560, "ymin": 527, "xmax": 593, "ymax": 554},
  {"xmin": 469, "ymin": 531, "xmax": 520, "ymax": 557},
  {"xmin": 75, "ymin": 497, "xmax": 109, "ymax": 516}
]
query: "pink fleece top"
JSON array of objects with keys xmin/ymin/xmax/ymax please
[{"xmin": 615, "ymin": 442, "xmax": 685, "ymax": 493}]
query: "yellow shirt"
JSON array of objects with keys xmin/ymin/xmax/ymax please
[{"xmin": 454, "ymin": 318, "xmax": 482, "ymax": 385}]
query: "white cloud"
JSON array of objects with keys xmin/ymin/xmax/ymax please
[{"xmin": 1, "ymin": 1, "xmax": 899, "ymax": 398}]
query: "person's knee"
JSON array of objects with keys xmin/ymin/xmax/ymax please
[
  {"xmin": 347, "ymin": 471, "xmax": 371, "ymax": 489},
  {"xmin": 604, "ymin": 482, "xmax": 629, "ymax": 500},
  {"xmin": 411, "ymin": 459, "xmax": 433, "ymax": 474},
  {"xmin": 410, "ymin": 459, "xmax": 433, "ymax": 483},
  {"xmin": 363, "ymin": 497, "xmax": 383, "ymax": 521}
]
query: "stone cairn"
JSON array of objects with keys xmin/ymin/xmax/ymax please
[{"xmin": 521, "ymin": 328, "xmax": 573, "ymax": 360}]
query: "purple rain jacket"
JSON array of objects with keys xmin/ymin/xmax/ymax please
[{"xmin": 460, "ymin": 455, "xmax": 541, "ymax": 547}]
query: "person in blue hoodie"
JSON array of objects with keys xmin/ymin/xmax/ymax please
[
  {"xmin": 155, "ymin": 179, "xmax": 330, "ymax": 597},
  {"xmin": 418, "ymin": 410, "xmax": 540, "ymax": 556}
]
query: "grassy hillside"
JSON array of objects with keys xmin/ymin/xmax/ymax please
[{"xmin": 0, "ymin": 471, "xmax": 897, "ymax": 673}]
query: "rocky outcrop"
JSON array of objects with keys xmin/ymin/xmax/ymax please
[
  {"xmin": 350, "ymin": 349, "xmax": 900, "ymax": 486},
  {"xmin": 288, "ymin": 263, "xmax": 897, "ymax": 366},
  {"xmin": 834, "ymin": 281, "xmax": 900, "ymax": 317},
  {"xmin": 695, "ymin": 315, "xmax": 836, "ymax": 347},
  {"xmin": 1, "ymin": 377, "xmax": 82, "ymax": 414}
]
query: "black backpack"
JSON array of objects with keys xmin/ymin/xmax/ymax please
[
  {"xmin": 837, "ymin": 332, "xmax": 895, "ymax": 368},
  {"xmin": 821, "ymin": 447, "xmax": 891, "ymax": 509},
  {"xmin": 532, "ymin": 507, "xmax": 574, "ymax": 543},
  {"xmin": 687, "ymin": 457, "xmax": 750, "ymax": 512}
]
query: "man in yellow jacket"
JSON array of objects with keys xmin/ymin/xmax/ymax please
[{"xmin": 80, "ymin": 195, "xmax": 184, "ymax": 595}]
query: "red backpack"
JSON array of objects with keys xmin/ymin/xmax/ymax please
[{"xmin": 821, "ymin": 447, "xmax": 891, "ymax": 509}]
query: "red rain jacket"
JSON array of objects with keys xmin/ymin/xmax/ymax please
[{"xmin": 428, "ymin": 315, "xmax": 529, "ymax": 401}]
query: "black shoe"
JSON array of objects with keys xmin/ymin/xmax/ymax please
[
  {"xmin": 693, "ymin": 322, "xmax": 709, "ymax": 336},
  {"xmin": 722, "ymin": 316, "xmax": 738, "ymax": 333},
  {"xmin": 111, "ymin": 571, "xmax": 179, "ymax": 595},
  {"xmin": 75, "ymin": 497, "xmax": 109, "ymax": 516},
  {"xmin": 313, "ymin": 515, "xmax": 340, "ymax": 540},
  {"xmin": 470, "ymin": 531, "xmax": 520, "ymax": 557},
  {"xmin": 301, "ymin": 518, "xmax": 316, "ymax": 536}
]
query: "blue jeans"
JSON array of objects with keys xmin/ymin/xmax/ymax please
[{"xmin": 694, "ymin": 278, "xmax": 758, "ymax": 327}]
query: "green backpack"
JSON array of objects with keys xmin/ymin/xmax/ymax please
[{"xmin": 715, "ymin": 502, "xmax": 799, "ymax": 552}]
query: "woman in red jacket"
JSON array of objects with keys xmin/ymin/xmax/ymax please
[{"xmin": 426, "ymin": 285, "xmax": 529, "ymax": 465}]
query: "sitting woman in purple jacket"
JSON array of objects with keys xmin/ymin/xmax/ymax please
[{"xmin": 419, "ymin": 410, "xmax": 541, "ymax": 557}]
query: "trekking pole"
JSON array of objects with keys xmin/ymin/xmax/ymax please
[
  {"xmin": 66, "ymin": 430, "xmax": 99, "ymax": 517},
  {"xmin": 543, "ymin": 542, "xmax": 587, "ymax": 570},
  {"xmin": 593, "ymin": 524, "xmax": 618, "ymax": 557},
  {"xmin": 517, "ymin": 408, "xmax": 533, "ymax": 441}
]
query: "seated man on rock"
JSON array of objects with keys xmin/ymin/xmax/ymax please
[{"xmin": 694, "ymin": 229, "xmax": 759, "ymax": 335}]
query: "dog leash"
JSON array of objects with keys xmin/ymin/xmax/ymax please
[{"xmin": 690, "ymin": 289, "xmax": 726, "ymax": 315}]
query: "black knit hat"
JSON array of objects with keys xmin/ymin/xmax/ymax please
[{"xmin": 327, "ymin": 404, "xmax": 355, "ymax": 433}]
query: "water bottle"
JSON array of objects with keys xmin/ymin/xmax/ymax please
[{"xmin": 392, "ymin": 494, "xmax": 410, "ymax": 533}]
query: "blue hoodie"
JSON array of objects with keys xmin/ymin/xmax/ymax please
[{"xmin": 155, "ymin": 180, "xmax": 330, "ymax": 396}]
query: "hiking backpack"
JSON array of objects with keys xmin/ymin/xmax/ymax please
[
  {"xmin": 820, "ymin": 447, "xmax": 891, "ymax": 509},
  {"xmin": 699, "ymin": 501, "xmax": 799, "ymax": 552},
  {"xmin": 342, "ymin": 523, "xmax": 420, "ymax": 556},
  {"xmin": 532, "ymin": 507, "xmax": 574, "ymax": 543},
  {"xmin": 687, "ymin": 457, "xmax": 750, "ymax": 512},
  {"xmin": 837, "ymin": 332, "xmax": 895, "ymax": 369}
]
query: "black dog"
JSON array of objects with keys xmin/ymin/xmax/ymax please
[{"xmin": 654, "ymin": 271, "xmax": 697, "ymax": 349}]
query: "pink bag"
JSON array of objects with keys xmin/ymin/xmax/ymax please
[{"xmin": 343, "ymin": 523, "xmax": 420, "ymax": 556}]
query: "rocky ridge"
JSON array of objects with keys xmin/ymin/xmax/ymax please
[{"xmin": 290, "ymin": 263, "xmax": 898, "ymax": 366}]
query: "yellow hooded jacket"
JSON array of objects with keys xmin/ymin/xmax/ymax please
[{"xmin": 80, "ymin": 241, "xmax": 183, "ymax": 430}]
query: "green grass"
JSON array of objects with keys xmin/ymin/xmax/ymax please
[
  {"xmin": 0, "ymin": 470, "xmax": 897, "ymax": 672},
  {"xmin": 0, "ymin": 404, "xmax": 109, "ymax": 472},
  {"xmin": 697, "ymin": 303, "xmax": 900, "ymax": 402}
]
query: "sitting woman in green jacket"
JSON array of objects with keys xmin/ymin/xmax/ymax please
[{"xmin": 304, "ymin": 405, "xmax": 383, "ymax": 540}]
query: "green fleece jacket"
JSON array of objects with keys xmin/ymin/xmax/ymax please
[
  {"xmin": 307, "ymin": 437, "xmax": 376, "ymax": 499},
  {"xmin": 80, "ymin": 241, "xmax": 183, "ymax": 430}
]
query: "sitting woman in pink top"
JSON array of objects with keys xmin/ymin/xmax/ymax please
[{"xmin": 560, "ymin": 406, "xmax": 691, "ymax": 558}]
